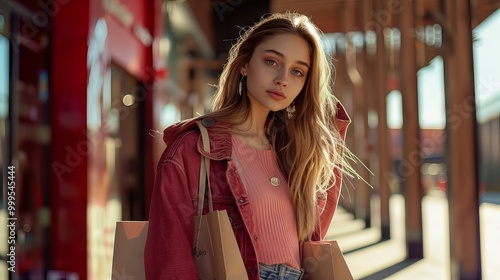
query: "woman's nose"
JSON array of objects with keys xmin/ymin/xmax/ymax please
[{"xmin": 274, "ymin": 70, "xmax": 289, "ymax": 87}]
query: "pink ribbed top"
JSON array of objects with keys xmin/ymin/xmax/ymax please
[{"xmin": 231, "ymin": 135, "xmax": 301, "ymax": 269}]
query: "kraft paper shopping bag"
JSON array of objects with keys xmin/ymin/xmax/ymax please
[
  {"xmin": 193, "ymin": 120, "xmax": 248, "ymax": 280},
  {"xmin": 193, "ymin": 210, "xmax": 248, "ymax": 280},
  {"xmin": 112, "ymin": 221, "xmax": 148, "ymax": 280},
  {"xmin": 302, "ymin": 240, "xmax": 354, "ymax": 280}
]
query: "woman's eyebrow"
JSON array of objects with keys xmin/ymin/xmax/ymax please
[{"xmin": 263, "ymin": 49, "xmax": 310, "ymax": 69}]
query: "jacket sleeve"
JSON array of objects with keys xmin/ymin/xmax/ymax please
[
  {"xmin": 316, "ymin": 102, "xmax": 351, "ymax": 240},
  {"xmin": 144, "ymin": 160, "xmax": 198, "ymax": 280}
]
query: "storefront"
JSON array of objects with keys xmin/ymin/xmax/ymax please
[
  {"xmin": 52, "ymin": 0, "xmax": 163, "ymax": 279},
  {"xmin": 0, "ymin": 1, "xmax": 52, "ymax": 278},
  {"xmin": 0, "ymin": 0, "xmax": 163, "ymax": 279}
]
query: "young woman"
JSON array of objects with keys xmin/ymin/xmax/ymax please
[{"xmin": 145, "ymin": 12, "xmax": 355, "ymax": 280}]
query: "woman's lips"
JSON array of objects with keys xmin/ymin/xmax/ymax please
[{"xmin": 267, "ymin": 90, "xmax": 286, "ymax": 100}]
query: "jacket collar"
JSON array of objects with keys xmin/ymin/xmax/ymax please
[
  {"xmin": 195, "ymin": 118, "xmax": 233, "ymax": 161},
  {"xmin": 335, "ymin": 101, "xmax": 351, "ymax": 130}
]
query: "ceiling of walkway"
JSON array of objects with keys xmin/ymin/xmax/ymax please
[
  {"xmin": 179, "ymin": 0, "xmax": 499, "ymax": 59},
  {"xmin": 272, "ymin": 0, "xmax": 500, "ymax": 33}
]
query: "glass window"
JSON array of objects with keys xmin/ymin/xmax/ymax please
[{"xmin": 0, "ymin": 34, "xmax": 8, "ymax": 119}]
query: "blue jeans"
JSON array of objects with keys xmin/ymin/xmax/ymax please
[{"xmin": 259, "ymin": 263, "xmax": 304, "ymax": 280}]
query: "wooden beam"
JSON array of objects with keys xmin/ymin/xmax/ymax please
[
  {"xmin": 441, "ymin": 0, "xmax": 482, "ymax": 278},
  {"xmin": 399, "ymin": 0, "xmax": 424, "ymax": 259},
  {"xmin": 271, "ymin": 0, "xmax": 347, "ymax": 33},
  {"xmin": 374, "ymin": 0, "xmax": 392, "ymax": 240},
  {"xmin": 344, "ymin": 0, "xmax": 372, "ymax": 227}
]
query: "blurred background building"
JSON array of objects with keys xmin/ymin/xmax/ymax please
[{"xmin": 0, "ymin": 0, "xmax": 499, "ymax": 279}]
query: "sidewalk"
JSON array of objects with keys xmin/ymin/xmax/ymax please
[{"xmin": 327, "ymin": 192, "xmax": 500, "ymax": 280}]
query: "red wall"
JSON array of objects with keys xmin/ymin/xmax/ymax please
[
  {"xmin": 51, "ymin": 0, "xmax": 90, "ymax": 277},
  {"xmin": 51, "ymin": 0, "xmax": 160, "ymax": 277}
]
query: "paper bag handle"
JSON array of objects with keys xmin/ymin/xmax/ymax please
[
  {"xmin": 193, "ymin": 120, "xmax": 213, "ymax": 255},
  {"xmin": 196, "ymin": 120, "xmax": 213, "ymax": 213}
]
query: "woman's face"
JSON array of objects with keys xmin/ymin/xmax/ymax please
[{"xmin": 242, "ymin": 33, "xmax": 310, "ymax": 114}]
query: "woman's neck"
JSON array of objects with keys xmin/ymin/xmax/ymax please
[{"xmin": 232, "ymin": 106, "xmax": 270, "ymax": 150}]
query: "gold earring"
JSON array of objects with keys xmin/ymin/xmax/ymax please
[
  {"xmin": 286, "ymin": 102, "xmax": 296, "ymax": 119},
  {"xmin": 239, "ymin": 75, "xmax": 247, "ymax": 96}
]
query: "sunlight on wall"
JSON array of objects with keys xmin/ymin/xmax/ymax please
[
  {"xmin": 387, "ymin": 90, "xmax": 402, "ymax": 129},
  {"xmin": 474, "ymin": 9, "xmax": 500, "ymax": 123},
  {"xmin": 417, "ymin": 56, "xmax": 446, "ymax": 129}
]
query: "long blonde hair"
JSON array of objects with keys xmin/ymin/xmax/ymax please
[{"xmin": 205, "ymin": 12, "xmax": 354, "ymax": 241}]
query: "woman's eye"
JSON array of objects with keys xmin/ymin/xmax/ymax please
[
  {"xmin": 266, "ymin": 59, "xmax": 277, "ymax": 66},
  {"xmin": 292, "ymin": 69, "xmax": 304, "ymax": 76}
]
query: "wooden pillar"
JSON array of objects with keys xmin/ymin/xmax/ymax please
[
  {"xmin": 345, "ymin": 0, "xmax": 371, "ymax": 227},
  {"xmin": 359, "ymin": 0, "xmax": 375, "ymax": 228},
  {"xmin": 340, "ymin": 1, "xmax": 356, "ymax": 216},
  {"xmin": 374, "ymin": 0, "xmax": 391, "ymax": 240},
  {"xmin": 441, "ymin": 0, "xmax": 482, "ymax": 278},
  {"xmin": 399, "ymin": 0, "xmax": 424, "ymax": 259}
]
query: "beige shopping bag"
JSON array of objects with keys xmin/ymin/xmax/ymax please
[
  {"xmin": 111, "ymin": 221, "xmax": 148, "ymax": 280},
  {"xmin": 193, "ymin": 120, "xmax": 248, "ymax": 280},
  {"xmin": 193, "ymin": 210, "xmax": 248, "ymax": 280},
  {"xmin": 302, "ymin": 240, "xmax": 354, "ymax": 280},
  {"xmin": 207, "ymin": 210, "xmax": 248, "ymax": 280}
]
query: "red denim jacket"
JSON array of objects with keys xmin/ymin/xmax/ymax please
[{"xmin": 144, "ymin": 103, "xmax": 350, "ymax": 280}]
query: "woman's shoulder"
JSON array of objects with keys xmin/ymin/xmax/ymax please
[
  {"xmin": 160, "ymin": 116, "xmax": 233, "ymax": 161},
  {"xmin": 162, "ymin": 118, "xmax": 199, "ymax": 147}
]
